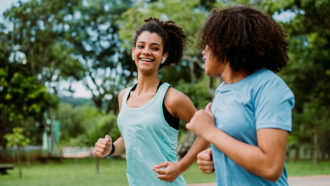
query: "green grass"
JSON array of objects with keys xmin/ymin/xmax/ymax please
[
  {"xmin": 1, "ymin": 159, "xmax": 329, "ymax": 186},
  {"xmin": 286, "ymin": 160, "xmax": 330, "ymax": 177}
]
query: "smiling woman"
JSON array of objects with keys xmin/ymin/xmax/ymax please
[{"xmin": 93, "ymin": 18, "xmax": 209, "ymax": 186}]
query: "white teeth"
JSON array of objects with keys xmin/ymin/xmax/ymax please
[{"xmin": 140, "ymin": 58, "xmax": 153, "ymax": 62}]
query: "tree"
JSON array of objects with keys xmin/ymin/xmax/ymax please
[
  {"xmin": 3, "ymin": 0, "xmax": 85, "ymax": 89},
  {"xmin": 0, "ymin": 53, "xmax": 54, "ymax": 157},
  {"xmin": 67, "ymin": 0, "xmax": 135, "ymax": 113},
  {"xmin": 262, "ymin": 0, "xmax": 330, "ymax": 162},
  {"xmin": 1, "ymin": 0, "xmax": 86, "ymax": 155},
  {"xmin": 4, "ymin": 128, "xmax": 30, "ymax": 178}
]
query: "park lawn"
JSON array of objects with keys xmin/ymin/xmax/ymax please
[{"xmin": 1, "ymin": 159, "xmax": 330, "ymax": 186}]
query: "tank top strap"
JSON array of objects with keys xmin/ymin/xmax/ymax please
[
  {"xmin": 121, "ymin": 85, "xmax": 135, "ymax": 109},
  {"xmin": 155, "ymin": 82, "xmax": 171, "ymax": 103}
]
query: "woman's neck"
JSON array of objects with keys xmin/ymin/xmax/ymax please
[
  {"xmin": 135, "ymin": 74, "xmax": 160, "ymax": 95},
  {"xmin": 221, "ymin": 65, "xmax": 250, "ymax": 84}
]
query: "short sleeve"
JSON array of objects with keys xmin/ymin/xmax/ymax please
[{"xmin": 255, "ymin": 78, "xmax": 295, "ymax": 132}]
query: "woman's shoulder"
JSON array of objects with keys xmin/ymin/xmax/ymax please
[
  {"xmin": 253, "ymin": 69, "xmax": 294, "ymax": 99},
  {"xmin": 119, "ymin": 87, "xmax": 129, "ymax": 98},
  {"xmin": 165, "ymin": 87, "xmax": 190, "ymax": 102},
  {"xmin": 164, "ymin": 86, "xmax": 197, "ymax": 121}
]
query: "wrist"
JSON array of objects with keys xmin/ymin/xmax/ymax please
[
  {"xmin": 203, "ymin": 126, "xmax": 218, "ymax": 142},
  {"xmin": 177, "ymin": 160, "xmax": 187, "ymax": 173},
  {"xmin": 107, "ymin": 143, "xmax": 115, "ymax": 158}
]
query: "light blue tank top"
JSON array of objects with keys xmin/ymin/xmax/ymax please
[{"xmin": 117, "ymin": 83, "xmax": 186, "ymax": 186}]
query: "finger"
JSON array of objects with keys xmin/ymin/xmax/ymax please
[
  {"xmin": 95, "ymin": 143, "xmax": 110, "ymax": 150},
  {"xmin": 97, "ymin": 138, "xmax": 109, "ymax": 145},
  {"xmin": 205, "ymin": 102, "xmax": 212, "ymax": 114},
  {"xmin": 199, "ymin": 165, "xmax": 214, "ymax": 171},
  {"xmin": 153, "ymin": 168, "xmax": 167, "ymax": 174},
  {"xmin": 94, "ymin": 151, "xmax": 105, "ymax": 157},
  {"xmin": 105, "ymin": 135, "xmax": 111, "ymax": 141},
  {"xmin": 201, "ymin": 169, "xmax": 214, "ymax": 174},
  {"xmin": 157, "ymin": 174, "xmax": 169, "ymax": 180},
  {"xmin": 153, "ymin": 161, "xmax": 169, "ymax": 169},
  {"xmin": 105, "ymin": 135, "xmax": 112, "ymax": 144},
  {"xmin": 197, "ymin": 151, "xmax": 212, "ymax": 161},
  {"xmin": 197, "ymin": 159, "xmax": 214, "ymax": 166},
  {"xmin": 94, "ymin": 147, "xmax": 108, "ymax": 154}
]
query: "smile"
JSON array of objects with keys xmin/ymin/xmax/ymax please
[{"xmin": 139, "ymin": 58, "xmax": 154, "ymax": 62}]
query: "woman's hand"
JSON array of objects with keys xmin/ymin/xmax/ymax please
[
  {"xmin": 93, "ymin": 135, "xmax": 112, "ymax": 157},
  {"xmin": 152, "ymin": 161, "xmax": 183, "ymax": 182},
  {"xmin": 197, "ymin": 148, "xmax": 215, "ymax": 174},
  {"xmin": 186, "ymin": 103, "xmax": 216, "ymax": 139}
]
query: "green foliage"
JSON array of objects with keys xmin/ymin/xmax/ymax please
[
  {"xmin": 0, "ymin": 58, "xmax": 54, "ymax": 148},
  {"xmin": 2, "ymin": 0, "xmax": 85, "ymax": 84},
  {"xmin": 66, "ymin": 0, "xmax": 135, "ymax": 113},
  {"xmin": 57, "ymin": 103, "xmax": 120, "ymax": 146},
  {"xmin": 4, "ymin": 127, "xmax": 30, "ymax": 147},
  {"xmin": 263, "ymin": 0, "xmax": 330, "ymax": 160},
  {"xmin": 176, "ymin": 75, "xmax": 213, "ymax": 110}
]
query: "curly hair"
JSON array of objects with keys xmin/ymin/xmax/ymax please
[
  {"xmin": 199, "ymin": 6, "xmax": 288, "ymax": 73},
  {"xmin": 133, "ymin": 17, "xmax": 186, "ymax": 68}
]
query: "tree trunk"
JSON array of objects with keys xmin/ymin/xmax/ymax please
[
  {"xmin": 27, "ymin": 150, "xmax": 31, "ymax": 168},
  {"xmin": 313, "ymin": 132, "xmax": 319, "ymax": 164},
  {"xmin": 177, "ymin": 131, "xmax": 197, "ymax": 159},
  {"xmin": 96, "ymin": 157, "xmax": 99, "ymax": 174},
  {"xmin": 17, "ymin": 146, "xmax": 22, "ymax": 178}
]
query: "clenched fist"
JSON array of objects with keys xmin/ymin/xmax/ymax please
[
  {"xmin": 197, "ymin": 148, "xmax": 214, "ymax": 174},
  {"xmin": 93, "ymin": 135, "xmax": 112, "ymax": 157}
]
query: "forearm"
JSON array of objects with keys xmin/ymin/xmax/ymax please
[
  {"xmin": 204, "ymin": 128, "xmax": 286, "ymax": 181},
  {"xmin": 112, "ymin": 137, "xmax": 125, "ymax": 156},
  {"xmin": 178, "ymin": 137, "xmax": 209, "ymax": 172}
]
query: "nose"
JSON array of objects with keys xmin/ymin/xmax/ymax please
[{"xmin": 142, "ymin": 47, "xmax": 151, "ymax": 55}]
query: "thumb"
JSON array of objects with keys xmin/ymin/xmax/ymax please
[
  {"xmin": 207, "ymin": 148, "xmax": 213, "ymax": 156},
  {"xmin": 185, "ymin": 122, "xmax": 191, "ymax": 130},
  {"xmin": 105, "ymin": 135, "xmax": 111, "ymax": 142},
  {"xmin": 205, "ymin": 102, "xmax": 212, "ymax": 114}
]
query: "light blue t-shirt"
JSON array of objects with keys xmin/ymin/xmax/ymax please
[
  {"xmin": 211, "ymin": 68, "xmax": 295, "ymax": 186},
  {"xmin": 117, "ymin": 83, "xmax": 186, "ymax": 186}
]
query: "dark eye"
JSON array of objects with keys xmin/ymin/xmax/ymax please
[
  {"xmin": 152, "ymin": 47, "xmax": 159, "ymax": 51},
  {"xmin": 137, "ymin": 45, "xmax": 144, "ymax": 49}
]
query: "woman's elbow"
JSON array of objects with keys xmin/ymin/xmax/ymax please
[{"xmin": 263, "ymin": 166, "xmax": 284, "ymax": 182}]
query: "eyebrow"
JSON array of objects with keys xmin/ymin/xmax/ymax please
[{"xmin": 137, "ymin": 41, "xmax": 161, "ymax": 46}]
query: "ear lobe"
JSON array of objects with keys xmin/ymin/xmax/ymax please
[
  {"xmin": 132, "ymin": 53, "xmax": 135, "ymax": 61},
  {"xmin": 161, "ymin": 56, "xmax": 166, "ymax": 64}
]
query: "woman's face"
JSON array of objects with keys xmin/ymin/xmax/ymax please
[
  {"xmin": 202, "ymin": 45, "xmax": 223, "ymax": 76},
  {"xmin": 132, "ymin": 31, "xmax": 167, "ymax": 74}
]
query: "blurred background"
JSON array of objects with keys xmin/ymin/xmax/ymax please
[{"xmin": 0, "ymin": 0, "xmax": 329, "ymax": 185}]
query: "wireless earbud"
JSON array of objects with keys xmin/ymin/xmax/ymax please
[
  {"xmin": 132, "ymin": 53, "xmax": 135, "ymax": 61},
  {"xmin": 161, "ymin": 56, "xmax": 166, "ymax": 64}
]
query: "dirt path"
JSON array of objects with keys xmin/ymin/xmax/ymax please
[{"xmin": 188, "ymin": 175, "xmax": 330, "ymax": 186}]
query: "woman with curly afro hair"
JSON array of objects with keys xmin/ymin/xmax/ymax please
[
  {"xmin": 186, "ymin": 6, "xmax": 295, "ymax": 186},
  {"xmin": 93, "ymin": 18, "xmax": 209, "ymax": 185}
]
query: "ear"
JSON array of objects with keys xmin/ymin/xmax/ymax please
[
  {"xmin": 161, "ymin": 56, "xmax": 166, "ymax": 64},
  {"xmin": 132, "ymin": 48, "xmax": 135, "ymax": 61},
  {"xmin": 162, "ymin": 52, "xmax": 169, "ymax": 64}
]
